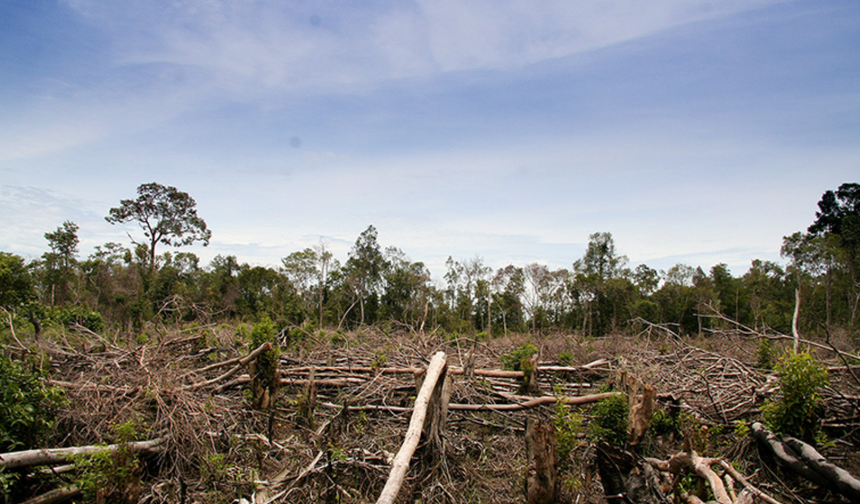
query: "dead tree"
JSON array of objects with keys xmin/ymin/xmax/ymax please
[
  {"xmin": 753, "ymin": 422, "xmax": 860, "ymax": 501},
  {"xmin": 376, "ymin": 351, "xmax": 449, "ymax": 504},
  {"xmin": 524, "ymin": 418, "xmax": 557, "ymax": 504}
]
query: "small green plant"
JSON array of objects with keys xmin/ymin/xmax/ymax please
[
  {"xmin": 756, "ymin": 338, "xmax": 776, "ymax": 370},
  {"xmin": 588, "ymin": 394, "xmax": 629, "ymax": 447},
  {"xmin": 371, "ymin": 350, "xmax": 388, "ymax": 369},
  {"xmin": 199, "ymin": 453, "xmax": 230, "ymax": 484},
  {"xmin": 249, "ymin": 317, "xmax": 281, "ymax": 410},
  {"xmin": 554, "ymin": 387, "xmax": 583, "ymax": 469},
  {"xmin": 501, "ymin": 343, "xmax": 538, "ymax": 371},
  {"xmin": 733, "ymin": 419, "xmax": 750, "ymax": 438},
  {"xmin": 648, "ymin": 408, "xmax": 676, "ymax": 437},
  {"xmin": 762, "ymin": 350, "xmax": 829, "ymax": 443},
  {"xmin": 558, "ymin": 350, "xmax": 575, "ymax": 366},
  {"xmin": 72, "ymin": 420, "xmax": 142, "ymax": 504}
]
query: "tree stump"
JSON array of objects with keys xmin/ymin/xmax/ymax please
[
  {"xmin": 524, "ymin": 418, "xmax": 557, "ymax": 504},
  {"xmin": 595, "ymin": 443, "xmax": 671, "ymax": 504}
]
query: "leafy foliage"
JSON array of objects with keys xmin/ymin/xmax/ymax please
[
  {"xmin": 106, "ymin": 182, "xmax": 211, "ymax": 273},
  {"xmin": 0, "ymin": 354, "xmax": 66, "ymax": 452},
  {"xmin": 500, "ymin": 343, "xmax": 538, "ymax": 371},
  {"xmin": 72, "ymin": 420, "xmax": 143, "ymax": 504},
  {"xmin": 0, "ymin": 252, "xmax": 36, "ymax": 309},
  {"xmin": 762, "ymin": 351, "xmax": 829, "ymax": 443},
  {"xmin": 40, "ymin": 304, "xmax": 106, "ymax": 332},
  {"xmin": 588, "ymin": 394, "xmax": 629, "ymax": 447}
]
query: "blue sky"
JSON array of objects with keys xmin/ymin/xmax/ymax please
[{"xmin": 1, "ymin": 0, "xmax": 858, "ymax": 281}]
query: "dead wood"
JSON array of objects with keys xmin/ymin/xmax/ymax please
[
  {"xmin": 20, "ymin": 485, "xmax": 81, "ymax": 504},
  {"xmin": 524, "ymin": 418, "xmax": 557, "ymax": 504},
  {"xmin": 629, "ymin": 383, "xmax": 656, "ymax": 446},
  {"xmin": 376, "ymin": 351, "xmax": 448, "ymax": 504},
  {"xmin": 180, "ymin": 341, "xmax": 271, "ymax": 391},
  {"xmin": 0, "ymin": 437, "xmax": 165, "ymax": 470},
  {"xmin": 596, "ymin": 444, "xmax": 671, "ymax": 504},
  {"xmin": 752, "ymin": 422, "xmax": 860, "ymax": 501}
]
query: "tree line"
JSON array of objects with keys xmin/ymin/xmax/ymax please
[{"xmin": 2, "ymin": 182, "xmax": 858, "ymax": 338}]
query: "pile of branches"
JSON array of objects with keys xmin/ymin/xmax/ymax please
[{"xmin": 2, "ymin": 320, "xmax": 860, "ymax": 503}]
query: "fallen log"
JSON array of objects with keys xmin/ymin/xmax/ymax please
[
  {"xmin": 181, "ymin": 342, "xmax": 272, "ymax": 391},
  {"xmin": 752, "ymin": 422, "xmax": 860, "ymax": 501},
  {"xmin": 376, "ymin": 351, "xmax": 448, "ymax": 504},
  {"xmin": 319, "ymin": 392, "xmax": 622, "ymax": 414},
  {"xmin": 0, "ymin": 437, "xmax": 165, "ymax": 470},
  {"xmin": 20, "ymin": 485, "xmax": 81, "ymax": 504}
]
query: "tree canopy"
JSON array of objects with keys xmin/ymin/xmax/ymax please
[{"xmin": 106, "ymin": 182, "xmax": 211, "ymax": 273}]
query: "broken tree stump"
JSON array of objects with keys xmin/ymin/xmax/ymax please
[
  {"xmin": 596, "ymin": 443, "xmax": 671, "ymax": 504},
  {"xmin": 524, "ymin": 418, "xmax": 557, "ymax": 504}
]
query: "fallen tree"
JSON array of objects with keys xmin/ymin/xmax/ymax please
[
  {"xmin": 752, "ymin": 422, "xmax": 860, "ymax": 501},
  {"xmin": 0, "ymin": 437, "xmax": 166, "ymax": 470},
  {"xmin": 376, "ymin": 351, "xmax": 449, "ymax": 504}
]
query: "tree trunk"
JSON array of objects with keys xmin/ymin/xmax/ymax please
[
  {"xmin": 753, "ymin": 422, "xmax": 860, "ymax": 501},
  {"xmin": 524, "ymin": 418, "xmax": 557, "ymax": 504}
]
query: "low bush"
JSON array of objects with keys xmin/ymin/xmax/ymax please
[{"xmin": 762, "ymin": 350, "xmax": 829, "ymax": 443}]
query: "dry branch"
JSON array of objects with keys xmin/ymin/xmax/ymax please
[
  {"xmin": 20, "ymin": 485, "xmax": 81, "ymax": 504},
  {"xmin": 180, "ymin": 342, "xmax": 271, "ymax": 391}
]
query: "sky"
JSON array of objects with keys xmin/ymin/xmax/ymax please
[{"xmin": 1, "ymin": 0, "xmax": 858, "ymax": 282}]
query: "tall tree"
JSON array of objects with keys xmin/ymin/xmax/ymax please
[
  {"xmin": 808, "ymin": 183, "xmax": 860, "ymax": 327},
  {"xmin": 573, "ymin": 232, "xmax": 629, "ymax": 335},
  {"xmin": 42, "ymin": 221, "xmax": 79, "ymax": 305},
  {"xmin": 106, "ymin": 182, "xmax": 211, "ymax": 275},
  {"xmin": 345, "ymin": 225, "xmax": 387, "ymax": 324}
]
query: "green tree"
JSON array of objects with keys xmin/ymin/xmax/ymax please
[
  {"xmin": 42, "ymin": 220, "xmax": 80, "ymax": 306},
  {"xmin": 0, "ymin": 252, "xmax": 36, "ymax": 309},
  {"xmin": 106, "ymin": 182, "xmax": 211, "ymax": 275},
  {"xmin": 807, "ymin": 182, "xmax": 860, "ymax": 327},
  {"xmin": 573, "ymin": 232, "xmax": 629, "ymax": 335},
  {"xmin": 344, "ymin": 225, "xmax": 387, "ymax": 325},
  {"xmin": 381, "ymin": 247, "xmax": 431, "ymax": 328}
]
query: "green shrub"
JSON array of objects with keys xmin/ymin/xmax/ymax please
[
  {"xmin": 42, "ymin": 305, "xmax": 106, "ymax": 332},
  {"xmin": 756, "ymin": 338, "xmax": 776, "ymax": 370},
  {"xmin": 554, "ymin": 391, "xmax": 583, "ymax": 469},
  {"xmin": 0, "ymin": 355, "xmax": 66, "ymax": 452},
  {"xmin": 249, "ymin": 317, "xmax": 280, "ymax": 410},
  {"xmin": 558, "ymin": 350, "xmax": 575, "ymax": 366},
  {"xmin": 72, "ymin": 420, "xmax": 142, "ymax": 504},
  {"xmin": 588, "ymin": 394, "xmax": 629, "ymax": 447},
  {"xmin": 762, "ymin": 350, "xmax": 829, "ymax": 443},
  {"xmin": 501, "ymin": 343, "xmax": 538, "ymax": 371}
]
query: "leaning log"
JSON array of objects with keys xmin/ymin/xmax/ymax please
[
  {"xmin": 376, "ymin": 351, "xmax": 448, "ymax": 504},
  {"xmin": 0, "ymin": 437, "xmax": 165, "ymax": 470}
]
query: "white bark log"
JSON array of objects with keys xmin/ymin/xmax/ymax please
[
  {"xmin": 0, "ymin": 437, "xmax": 165, "ymax": 470},
  {"xmin": 376, "ymin": 351, "xmax": 447, "ymax": 504}
]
